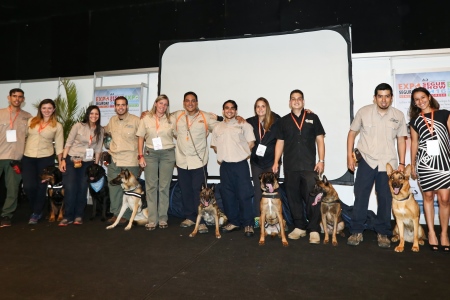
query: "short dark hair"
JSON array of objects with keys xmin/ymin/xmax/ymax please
[
  {"xmin": 223, "ymin": 100, "xmax": 237, "ymax": 110},
  {"xmin": 184, "ymin": 91, "xmax": 198, "ymax": 101},
  {"xmin": 9, "ymin": 88, "xmax": 24, "ymax": 96},
  {"xmin": 290, "ymin": 89, "xmax": 304, "ymax": 98},
  {"xmin": 374, "ymin": 83, "xmax": 393, "ymax": 96},
  {"xmin": 114, "ymin": 96, "xmax": 128, "ymax": 105}
]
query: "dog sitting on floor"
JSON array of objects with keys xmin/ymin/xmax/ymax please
[
  {"xmin": 310, "ymin": 175, "xmax": 345, "ymax": 246},
  {"xmin": 106, "ymin": 169, "xmax": 148, "ymax": 230},
  {"xmin": 190, "ymin": 184, "xmax": 227, "ymax": 239},
  {"xmin": 258, "ymin": 172, "xmax": 288, "ymax": 247},
  {"xmin": 386, "ymin": 163, "xmax": 426, "ymax": 252},
  {"xmin": 40, "ymin": 166, "xmax": 64, "ymax": 222},
  {"xmin": 86, "ymin": 164, "xmax": 111, "ymax": 221}
]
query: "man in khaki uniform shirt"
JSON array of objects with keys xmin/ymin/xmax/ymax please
[
  {"xmin": 173, "ymin": 91, "xmax": 221, "ymax": 231},
  {"xmin": 0, "ymin": 88, "xmax": 32, "ymax": 227},
  {"xmin": 211, "ymin": 100, "xmax": 256, "ymax": 237},
  {"xmin": 346, "ymin": 83, "xmax": 407, "ymax": 248},
  {"xmin": 104, "ymin": 96, "xmax": 141, "ymax": 223}
]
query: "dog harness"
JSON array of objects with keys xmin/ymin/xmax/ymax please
[
  {"xmin": 262, "ymin": 192, "xmax": 280, "ymax": 199},
  {"xmin": 124, "ymin": 190, "xmax": 143, "ymax": 199},
  {"xmin": 89, "ymin": 176, "xmax": 105, "ymax": 193},
  {"xmin": 47, "ymin": 182, "xmax": 64, "ymax": 205}
]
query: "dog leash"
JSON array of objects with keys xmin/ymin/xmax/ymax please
[{"xmin": 186, "ymin": 123, "xmax": 208, "ymax": 187}]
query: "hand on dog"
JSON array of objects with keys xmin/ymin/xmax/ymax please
[{"xmin": 314, "ymin": 161, "xmax": 324, "ymax": 174}]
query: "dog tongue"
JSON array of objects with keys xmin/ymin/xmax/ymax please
[
  {"xmin": 266, "ymin": 183, "xmax": 274, "ymax": 193},
  {"xmin": 90, "ymin": 177, "xmax": 95, "ymax": 181},
  {"xmin": 312, "ymin": 193, "xmax": 323, "ymax": 206},
  {"xmin": 394, "ymin": 187, "xmax": 400, "ymax": 195},
  {"xmin": 204, "ymin": 201, "xmax": 209, "ymax": 207}
]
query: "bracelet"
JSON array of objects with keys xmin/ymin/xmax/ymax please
[
  {"xmin": 399, "ymin": 163, "xmax": 405, "ymax": 166},
  {"xmin": 138, "ymin": 155, "xmax": 144, "ymax": 160},
  {"xmin": 318, "ymin": 159, "xmax": 325, "ymax": 163}
]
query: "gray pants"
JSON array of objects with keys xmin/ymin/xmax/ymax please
[{"xmin": 143, "ymin": 147, "xmax": 175, "ymax": 224}]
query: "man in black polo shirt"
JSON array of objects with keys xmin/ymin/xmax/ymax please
[{"xmin": 272, "ymin": 89, "xmax": 325, "ymax": 244}]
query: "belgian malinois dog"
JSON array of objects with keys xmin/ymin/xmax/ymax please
[
  {"xmin": 386, "ymin": 163, "xmax": 425, "ymax": 252},
  {"xmin": 258, "ymin": 172, "xmax": 288, "ymax": 247},
  {"xmin": 311, "ymin": 175, "xmax": 345, "ymax": 246},
  {"xmin": 107, "ymin": 169, "xmax": 148, "ymax": 231},
  {"xmin": 190, "ymin": 184, "xmax": 227, "ymax": 239}
]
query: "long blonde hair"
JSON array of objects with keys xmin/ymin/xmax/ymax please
[
  {"xmin": 254, "ymin": 97, "xmax": 274, "ymax": 131},
  {"xmin": 29, "ymin": 99, "xmax": 57, "ymax": 129},
  {"xmin": 149, "ymin": 94, "xmax": 171, "ymax": 122}
]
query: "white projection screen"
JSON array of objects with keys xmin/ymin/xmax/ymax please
[{"xmin": 160, "ymin": 25, "xmax": 354, "ymax": 185}]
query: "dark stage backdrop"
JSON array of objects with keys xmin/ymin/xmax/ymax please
[{"xmin": 0, "ymin": 0, "xmax": 449, "ymax": 81}]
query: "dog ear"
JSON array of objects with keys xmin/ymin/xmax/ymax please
[
  {"xmin": 404, "ymin": 164, "xmax": 412, "ymax": 177},
  {"xmin": 322, "ymin": 175, "xmax": 328, "ymax": 184},
  {"xmin": 386, "ymin": 163, "xmax": 393, "ymax": 176},
  {"xmin": 211, "ymin": 184, "xmax": 215, "ymax": 192},
  {"xmin": 259, "ymin": 173, "xmax": 263, "ymax": 180},
  {"xmin": 201, "ymin": 183, "xmax": 206, "ymax": 190}
]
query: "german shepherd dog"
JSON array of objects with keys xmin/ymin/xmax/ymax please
[
  {"xmin": 310, "ymin": 175, "xmax": 345, "ymax": 246},
  {"xmin": 258, "ymin": 172, "xmax": 288, "ymax": 247},
  {"xmin": 190, "ymin": 184, "xmax": 227, "ymax": 239},
  {"xmin": 86, "ymin": 164, "xmax": 111, "ymax": 221},
  {"xmin": 386, "ymin": 163, "xmax": 426, "ymax": 252},
  {"xmin": 106, "ymin": 169, "xmax": 148, "ymax": 230},
  {"xmin": 40, "ymin": 166, "xmax": 64, "ymax": 222}
]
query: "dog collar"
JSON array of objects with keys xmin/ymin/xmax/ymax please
[
  {"xmin": 262, "ymin": 192, "xmax": 280, "ymax": 199},
  {"xmin": 48, "ymin": 182, "xmax": 63, "ymax": 189},
  {"xmin": 394, "ymin": 194, "xmax": 411, "ymax": 201},
  {"xmin": 122, "ymin": 184, "xmax": 139, "ymax": 192},
  {"xmin": 322, "ymin": 198, "xmax": 340, "ymax": 204}
]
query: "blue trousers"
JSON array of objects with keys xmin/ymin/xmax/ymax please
[
  {"xmin": 177, "ymin": 165, "xmax": 207, "ymax": 222},
  {"xmin": 62, "ymin": 156, "xmax": 93, "ymax": 221},
  {"xmin": 220, "ymin": 160, "xmax": 254, "ymax": 227},
  {"xmin": 21, "ymin": 155, "xmax": 55, "ymax": 217},
  {"xmin": 351, "ymin": 158, "xmax": 392, "ymax": 236}
]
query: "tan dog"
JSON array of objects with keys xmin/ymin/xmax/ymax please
[
  {"xmin": 189, "ymin": 184, "xmax": 227, "ymax": 239},
  {"xmin": 106, "ymin": 169, "xmax": 148, "ymax": 231},
  {"xmin": 386, "ymin": 163, "xmax": 425, "ymax": 252},
  {"xmin": 311, "ymin": 175, "xmax": 345, "ymax": 246},
  {"xmin": 258, "ymin": 172, "xmax": 288, "ymax": 247}
]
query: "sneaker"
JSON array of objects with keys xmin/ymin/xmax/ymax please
[
  {"xmin": 288, "ymin": 228, "xmax": 307, "ymax": 240},
  {"xmin": 347, "ymin": 233, "xmax": 363, "ymax": 246},
  {"xmin": 309, "ymin": 232, "xmax": 320, "ymax": 244},
  {"xmin": 254, "ymin": 217, "xmax": 260, "ymax": 229},
  {"xmin": 28, "ymin": 213, "xmax": 41, "ymax": 225},
  {"xmin": 222, "ymin": 223, "xmax": 240, "ymax": 233},
  {"xmin": 74, "ymin": 217, "xmax": 83, "ymax": 225},
  {"xmin": 180, "ymin": 219, "xmax": 195, "ymax": 228},
  {"xmin": 244, "ymin": 226, "xmax": 254, "ymax": 237},
  {"xmin": 58, "ymin": 219, "xmax": 73, "ymax": 227},
  {"xmin": 198, "ymin": 224, "xmax": 208, "ymax": 234},
  {"xmin": 0, "ymin": 216, "xmax": 12, "ymax": 227},
  {"xmin": 377, "ymin": 234, "xmax": 391, "ymax": 248}
]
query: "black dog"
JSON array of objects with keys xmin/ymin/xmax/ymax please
[
  {"xmin": 86, "ymin": 164, "xmax": 111, "ymax": 221},
  {"xmin": 40, "ymin": 166, "xmax": 64, "ymax": 222}
]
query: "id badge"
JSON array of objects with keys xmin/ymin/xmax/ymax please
[
  {"xmin": 152, "ymin": 137, "xmax": 163, "ymax": 150},
  {"xmin": 85, "ymin": 148, "xmax": 94, "ymax": 160},
  {"xmin": 6, "ymin": 130, "xmax": 17, "ymax": 142},
  {"xmin": 426, "ymin": 140, "xmax": 440, "ymax": 156},
  {"xmin": 256, "ymin": 144, "xmax": 267, "ymax": 157}
]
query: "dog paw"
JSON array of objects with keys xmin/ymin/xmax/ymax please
[
  {"xmin": 412, "ymin": 246, "xmax": 419, "ymax": 252},
  {"xmin": 259, "ymin": 241, "xmax": 265, "ymax": 246},
  {"xmin": 332, "ymin": 241, "xmax": 338, "ymax": 246},
  {"xmin": 189, "ymin": 233, "xmax": 196, "ymax": 237},
  {"xmin": 124, "ymin": 226, "xmax": 131, "ymax": 231},
  {"xmin": 106, "ymin": 225, "xmax": 113, "ymax": 230},
  {"xmin": 282, "ymin": 241, "xmax": 289, "ymax": 247},
  {"xmin": 394, "ymin": 246, "xmax": 404, "ymax": 252},
  {"xmin": 418, "ymin": 240, "xmax": 425, "ymax": 246},
  {"xmin": 216, "ymin": 235, "xmax": 221, "ymax": 239},
  {"xmin": 48, "ymin": 218, "xmax": 55, "ymax": 223}
]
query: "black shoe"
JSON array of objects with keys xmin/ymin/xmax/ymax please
[
  {"xmin": 244, "ymin": 226, "xmax": 254, "ymax": 237},
  {"xmin": 222, "ymin": 223, "xmax": 240, "ymax": 233}
]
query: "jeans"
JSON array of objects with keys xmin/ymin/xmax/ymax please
[
  {"xmin": 351, "ymin": 158, "xmax": 392, "ymax": 236},
  {"xmin": 177, "ymin": 165, "xmax": 207, "ymax": 222},
  {"xmin": 62, "ymin": 156, "xmax": 93, "ymax": 221}
]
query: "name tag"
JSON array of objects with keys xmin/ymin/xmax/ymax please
[
  {"xmin": 6, "ymin": 130, "xmax": 17, "ymax": 142},
  {"xmin": 256, "ymin": 144, "xmax": 267, "ymax": 157},
  {"xmin": 85, "ymin": 148, "xmax": 94, "ymax": 160},
  {"xmin": 426, "ymin": 140, "xmax": 440, "ymax": 156},
  {"xmin": 152, "ymin": 137, "xmax": 163, "ymax": 150}
]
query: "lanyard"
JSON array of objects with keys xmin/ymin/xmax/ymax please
[
  {"xmin": 38, "ymin": 121, "xmax": 49, "ymax": 133},
  {"xmin": 155, "ymin": 115, "xmax": 162, "ymax": 137},
  {"xmin": 185, "ymin": 112, "xmax": 201, "ymax": 141},
  {"xmin": 89, "ymin": 135, "xmax": 93, "ymax": 146},
  {"xmin": 421, "ymin": 110, "xmax": 434, "ymax": 136},
  {"xmin": 258, "ymin": 121, "xmax": 266, "ymax": 141},
  {"xmin": 9, "ymin": 106, "xmax": 19, "ymax": 129},
  {"xmin": 290, "ymin": 110, "xmax": 306, "ymax": 133}
]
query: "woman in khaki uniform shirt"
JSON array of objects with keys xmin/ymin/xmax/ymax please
[{"xmin": 22, "ymin": 99, "xmax": 64, "ymax": 225}]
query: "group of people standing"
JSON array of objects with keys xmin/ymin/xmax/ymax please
[{"xmin": 0, "ymin": 84, "xmax": 449, "ymax": 251}]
